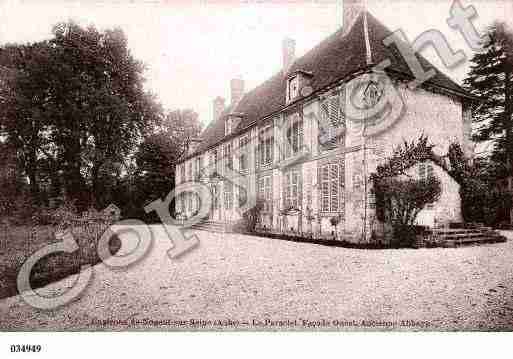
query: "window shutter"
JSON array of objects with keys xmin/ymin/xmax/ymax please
[
  {"xmin": 328, "ymin": 95, "xmax": 340, "ymax": 127},
  {"xmin": 291, "ymin": 172, "xmax": 298, "ymax": 208},
  {"xmin": 321, "ymin": 165, "xmax": 330, "ymax": 212},
  {"xmin": 270, "ymin": 136, "xmax": 274, "ymax": 163},
  {"xmin": 296, "ymin": 169, "xmax": 303, "ymax": 208},
  {"xmin": 282, "ymin": 173, "xmax": 288, "ymax": 208},
  {"xmin": 318, "ymin": 100, "xmax": 328, "ymax": 148},
  {"xmin": 330, "ymin": 164, "xmax": 339, "ymax": 212},
  {"xmin": 265, "ymin": 176, "xmax": 272, "ymax": 212},
  {"xmin": 298, "ymin": 119, "xmax": 304, "ymax": 152}
]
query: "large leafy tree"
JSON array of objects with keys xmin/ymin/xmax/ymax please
[
  {"xmin": 133, "ymin": 109, "xmax": 202, "ymax": 213},
  {"xmin": 0, "ymin": 142, "xmax": 26, "ymax": 217},
  {"xmin": 0, "ymin": 43, "xmax": 55, "ymax": 203},
  {"xmin": 47, "ymin": 22, "xmax": 162, "ymax": 209},
  {"xmin": 0, "ymin": 22, "xmax": 162, "ymax": 210},
  {"xmin": 463, "ymin": 22, "xmax": 513, "ymax": 176}
]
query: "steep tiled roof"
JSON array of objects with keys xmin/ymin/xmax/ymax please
[{"xmin": 183, "ymin": 11, "xmax": 471, "ymax": 161}]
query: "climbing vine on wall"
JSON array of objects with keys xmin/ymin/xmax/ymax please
[{"xmin": 370, "ymin": 135, "xmax": 442, "ymax": 238}]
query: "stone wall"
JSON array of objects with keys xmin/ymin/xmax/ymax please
[{"xmin": 179, "ymin": 74, "xmax": 469, "ymax": 243}]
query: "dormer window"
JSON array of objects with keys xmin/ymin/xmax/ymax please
[
  {"xmin": 287, "ymin": 70, "xmax": 313, "ymax": 103},
  {"xmin": 225, "ymin": 114, "xmax": 243, "ymax": 136},
  {"xmin": 225, "ymin": 117, "xmax": 232, "ymax": 136},
  {"xmin": 288, "ymin": 76, "xmax": 299, "ymax": 101}
]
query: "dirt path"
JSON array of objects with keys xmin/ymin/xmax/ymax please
[{"xmin": 1, "ymin": 227, "xmax": 512, "ymax": 331}]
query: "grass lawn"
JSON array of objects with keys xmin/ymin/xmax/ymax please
[{"xmin": 0, "ymin": 224, "xmax": 120, "ymax": 300}]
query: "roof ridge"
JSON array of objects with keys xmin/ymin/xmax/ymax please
[
  {"xmin": 363, "ymin": 11, "xmax": 372, "ymax": 65},
  {"xmin": 183, "ymin": 11, "xmax": 472, "ymax": 162}
]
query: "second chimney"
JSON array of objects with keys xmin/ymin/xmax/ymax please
[
  {"xmin": 230, "ymin": 78, "xmax": 244, "ymax": 106},
  {"xmin": 282, "ymin": 37, "xmax": 296, "ymax": 73},
  {"xmin": 342, "ymin": 0, "xmax": 365, "ymax": 35}
]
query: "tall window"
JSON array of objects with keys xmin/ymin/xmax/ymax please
[
  {"xmin": 187, "ymin": 161, "xmax": 193, "ymax": 181},
  {"xmin": 419, "ymin": 162, "xmax": 435, "ymax": 209},
  {"xmin": 319, "ymin": 92, "xmax": 344, "ymax": 151},
  {"xmin": 224, "ymin": 143, "xmax": 233, "ymax": 171},
  {"xmin": 211, "ymin": 149, "xmax": 219, "ymax": 174},
  {"xmin": 224, "ymin": 181, "xmax": 233, "ymax": 209},
  {"xmin": 258, "ymin": 176, "xmax": 272, "ymax": 212},
  {"xmin": 187, "ymin": 192, "xmax": 194, "ymax": 213},
  {"xmin": 283, "ymin": 170, "xmax": 301, "ymax": 209},
  {"xmin": 259, "ymin": 126, "xmax": 274, "ymax": 166},
  {"xmin": 239, "ymin": 136, "xmax": 249, "ymax": 172},
  {"xmin": 320, "ymin": 163, "xmax": 342, "ymax": 213},
  {"xmin": 418, "ymin": 162, "xmax": 434, "ymax": 181},
  {"xmin": 195, "ymin": 157, "xmax": 201, "ymax": 180},
  {"xmin": 212, "ymin": 184, "xmax": 220, "ymax": 209},
  {"xmin": 284, "ymin": 114, "xmax": 303, "ymax": 158},
  {"xmin": 179, "ymin": 193, "xmax": 186, "ymax": 213},
  {"xmin": 180, "ymin": 164, "xmax": 185, "ymax": 183}
]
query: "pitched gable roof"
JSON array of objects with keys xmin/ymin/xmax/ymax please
[{"xmin": 183, "ymin": 11, "xmax": 471, "ymax": 161}]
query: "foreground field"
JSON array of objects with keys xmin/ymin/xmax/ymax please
[
  {"xmin": 0, "ymin": 225, "xmax": 119, "ymax": 300},
  {"xmin": 1, "ymin": 227, "xmax": 513, "ymax": 331}
]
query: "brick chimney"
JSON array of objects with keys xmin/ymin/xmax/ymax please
[
  {"xmin": 342, "ymin": 0, "xmax": 365, "ymax": 35},
  {"xmin": 213, "ymin": 96, "xmax": 225, "ymax": 122},
  {"xmin": 282, "ymin": 37, "xmax": 296, "ymax": 73},
  {"xmin": 230, "ymin": 78, "xmax": 244, "ymax": 106}
]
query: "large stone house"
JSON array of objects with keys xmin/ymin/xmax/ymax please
[{"xmin": 175, "ymin": 0, "xmax": 475, "ymax": 242}]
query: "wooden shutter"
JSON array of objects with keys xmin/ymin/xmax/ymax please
[
  {"xmin": 264, "ymin": 176, "xmax": 272, "ymax": 212},
  {"xmin": 283, "ymin": 172, "xmax": 290, "ymax": 208},
  {"xmin": 330, "ymin": 164, "xmax": 339, "ymax": 212},
  {"xmin": 321, "ymin": 165, "xmax": 330, "ymax": 212},
  {"xmin": 298, "ymin": 119, "xmax": 303, "ymax": 152},
  {"xmin": 296, "ymin": 168, "xmax": 303, "ymax": 208},
  {"xmin": 328, "ymin": 95, "xmax": 340, "ymax": 127}
]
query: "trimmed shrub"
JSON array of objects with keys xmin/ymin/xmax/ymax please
[
  {"xmin": 240, "ymin": 199, "xmax": 265, "ymax": 233},
  {"xmin": 374, "ymin": 176, "xmax": 442, "ymax": 246}
]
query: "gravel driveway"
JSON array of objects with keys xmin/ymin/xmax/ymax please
[{"xmin": 1, "ymin": 227, "xmax": 513, "ymax": 331}]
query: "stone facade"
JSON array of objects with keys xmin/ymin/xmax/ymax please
[
  {"xmin": 175, "ymin": 3, "xmax": 475, "ymax": 243},
  {"xmin": 176, "ymin": 73, "xmax": 469, "ymax": 243}
]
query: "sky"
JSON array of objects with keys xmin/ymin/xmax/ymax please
[{"xmin": 0, "ymin": 0, "xmax": 511, "ymax": 127}]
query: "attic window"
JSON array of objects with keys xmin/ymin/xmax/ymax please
[
  {"xmin": 288, "ymin": 76, "xmax": 299, "ymax": 101},
  {"xmin": 225, "ymin": 115, "xmax": 242, "ymax": 136},
  {"xmin": 225, "ymin": 117, "xmax": 232, "ymax": 136}
]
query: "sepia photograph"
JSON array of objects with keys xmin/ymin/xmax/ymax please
[{"xmin": 0, "ymin": 0, "xmax": 513, "ymax": 345}]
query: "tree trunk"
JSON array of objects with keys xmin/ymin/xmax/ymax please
[
  {"xmin": 91, "ymin": 161, "xmax": 103, "ymax": 209},
  {"xmin": 505, "ymin": 70, "xmax": 513, "ymax": 173},
  {"xmin": 25, "ymin": 149, "xmax": 39, "ymax": 205}
]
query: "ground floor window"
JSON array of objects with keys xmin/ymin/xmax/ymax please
[
  {"xmin": 258, "ymin": 176, "xmax": 273, "ymax": 212},
  {"xmin": 319, "ymin": 162, "xmax": 343, "ymax": 213},
  {"xmin": 239, "ymin": 136, "xmax": 249, "ymax": 172},
  {"xmin": 212, "ymin": 184, "xmax": 220, "ymax": 209},
  {"xmin": 283, "ymin": 169, "xmax": 301, "ymax": 209},
  {"xmin": 224, "ymin": 181, "xmax": 233, "ymax": 209},
  {"xmin": 418, "ymin": 162, "xmax": 435, "ymax": 209},
  {"xmin": 418, "ymin": 162, "xmax": 434, "ymax": 180}
]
